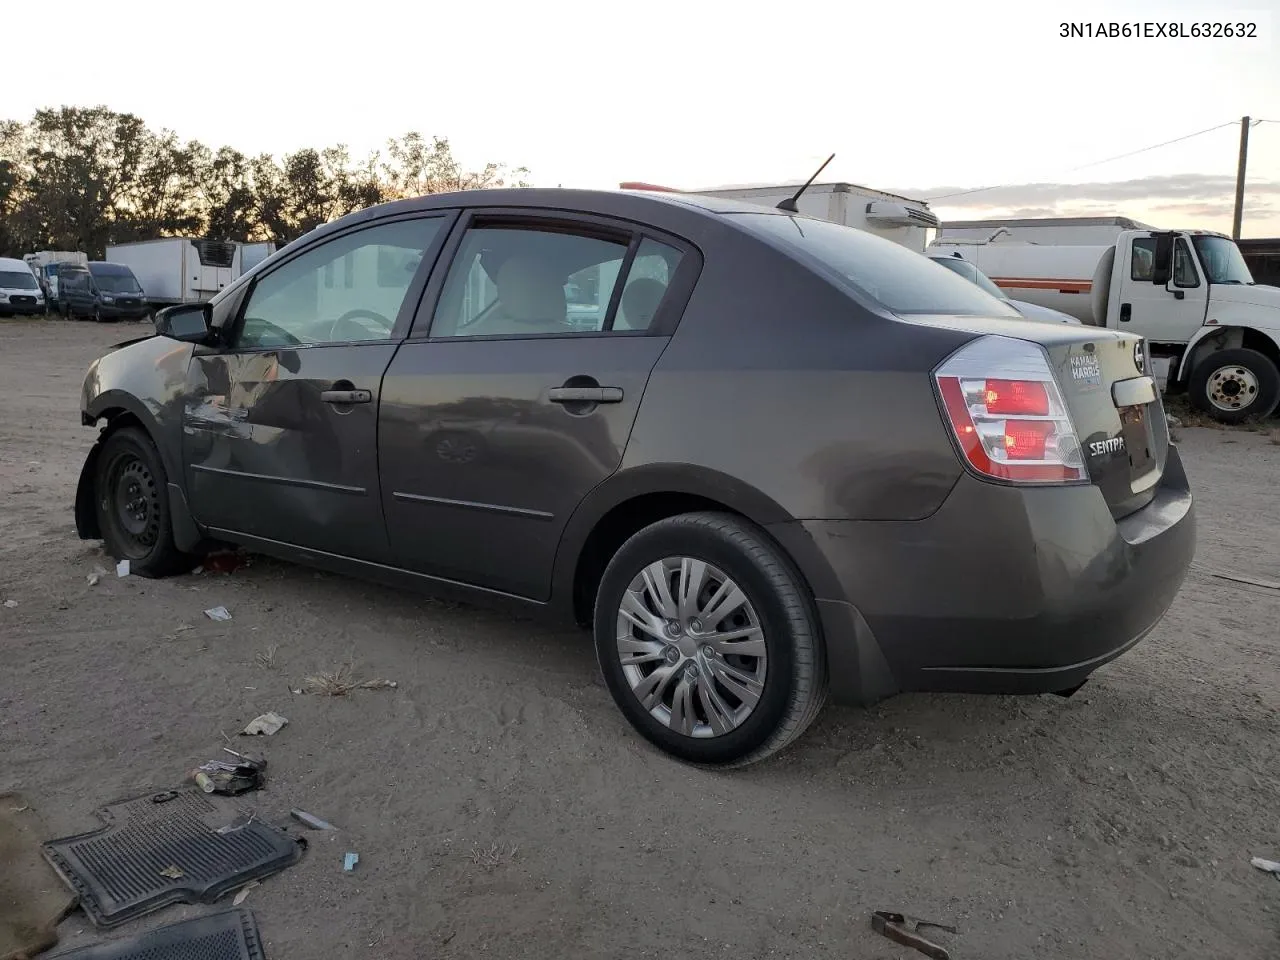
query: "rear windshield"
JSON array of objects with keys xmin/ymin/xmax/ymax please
[
  {"xmin": 730, "ymin": 213, "xmax": 1021, "ymax": 317},
  {"xmin": 0, "ymin": 270, "xmax": 39, "ymax": 290}
]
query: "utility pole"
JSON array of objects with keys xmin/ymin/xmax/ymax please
[{"xmin": 1231, "ymin": 115, "xmax": 1250, "ymax": 240}]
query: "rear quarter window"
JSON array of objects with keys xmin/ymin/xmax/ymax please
[{"xmin": 729, "ymin": 213, "xmax": 1022, "ymax": 318}]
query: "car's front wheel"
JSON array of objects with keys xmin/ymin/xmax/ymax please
[
  {"xmin": 594, "ymin": 512, "xmax": 826, "ymax": 766},
  {"xmin": 94, "ymin": 427, "xmax": 194, "ymax": 578}
]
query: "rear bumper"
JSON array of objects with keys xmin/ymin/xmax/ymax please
[{"xmin": 771, "ymin": 445, "xmax": 1196, "ymax": 704}]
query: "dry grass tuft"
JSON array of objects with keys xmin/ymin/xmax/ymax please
[
  {"xmin": 255, "ymin": 644, "xmax": 279, "ymax": 669},
  {"xmin": 467, "ymin": 841, "xmax": 519, "ymax": 870},
  {"xmin": 303, "ymin": 664, "xmax": 397, "ymax": 696}
]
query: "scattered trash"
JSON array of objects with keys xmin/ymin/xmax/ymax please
[
  {"xmin": 3, "ymin": 599, "xmax": 17, "ymax": 608},
  {"xmin": 158, "ymin": 865, "xmax": 185, "ymax": 880},
  {"xmin": 291, "ymin": 809, "xmax": 337, "ymax": 831},
  {"xmin": 1212, "ymin": 572, "xmax": 1280, "ymax": 591},
  {"xmin": 255, "ymin": 645, "xmax": 279, "ymax": 669},
  {"xmin": 1252, "ymin": 856, "xmax": 1280, "ymax": 878},
  {"xmin": 343, "ymin": 852, "xmax": 359, "ymax": 872},
  {"xmin": 232, "ymin": 881, "xmax": 259, "ymax": 905},
  {"xmin": 304, "ymin": 665, "xmax": 398, "ymax": 696},
  {"xmin": 191, "ymin": 750, "xmax": 267, "ymax": 795},
  {"xmin": 871, "ymin": 911, "xmax": 957, "ymax": 960},
  {"xmin": 87, "ymin": 566, "xmax": 108, "ymax": 586},
  {"xmin": 204, "ymin": 606, "xmax": 233, "ymax": 621},
  {"xmin": 116, "ymin": 559, "xmax": 130, "ymax": 578},
  {"xmin": 1166, "ymin": 415, "xmax": 1183, "ymax": 429},
  {"xmin": 241, "ymin": 712, "xmax": 288, "ymax": 737}
]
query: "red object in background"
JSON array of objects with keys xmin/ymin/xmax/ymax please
[{"xmin": 202, "ymin": 550, "xmax": 247, "ymax": 574}]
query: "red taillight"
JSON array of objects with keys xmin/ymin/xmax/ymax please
[
  {"xmin": 982, "ymin": 379, "xmax": 1049, "ymax": 416},
  {"xmin": 935, "ymin": 337, "xmax": 1087, "ymax": 485}
]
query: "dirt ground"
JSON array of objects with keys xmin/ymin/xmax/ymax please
[{"xmin": 1, "ymin": 318, "xmax": 1278, "ymax": 960}]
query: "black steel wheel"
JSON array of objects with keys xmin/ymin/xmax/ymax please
[{"xmin": 94, "ymin": 427, "xmax": 193, "ymax": 577}]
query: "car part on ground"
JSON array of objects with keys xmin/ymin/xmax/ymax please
[
  {"xmin": 72, "ymin": 187, "xmax": 1196, "ymax": 766},
  {"xmin": 42, "ymin": 790, "xmax": 303, "ymax": 928},
  {"xmin": 43, "ymin": 909, "xmax": 267, "ymax": 960}
]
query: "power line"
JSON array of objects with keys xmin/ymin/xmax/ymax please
[{"xmin": 925, "ymin": 121, "xmax": 1239, "ymax": 202}]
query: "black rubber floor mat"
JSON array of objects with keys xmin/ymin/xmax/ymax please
[
  {"xmin": 42, "ymin": 791, "xmax": 301, "ymax": 929},
  {"xmin": 47, "ymin": 908, "xmax": 265, "ymax": 959}
]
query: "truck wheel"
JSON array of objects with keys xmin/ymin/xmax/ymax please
[
  {"xmin": 594, "ymin": 512, "xmax": 827, "ymax": 767},
  {"xmin": 1189, "ymin": 348, "xmax": 1280, "ymax": 423},
  {"xmin": 94, "ymin": 427, "xmax": 194, "ymax": 578}
]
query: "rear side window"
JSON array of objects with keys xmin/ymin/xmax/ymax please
[{"xmin": 732, "ymin": 214, "xmax": 1020, "ymax": 317}]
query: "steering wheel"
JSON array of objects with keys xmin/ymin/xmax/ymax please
[{"xmin": 329, "ymin": 308, "xmax": 393, "ymax": 342}]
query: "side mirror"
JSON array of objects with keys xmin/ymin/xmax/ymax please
[
  {"xmin": 155, "ymin": 302, "xmax": 215, "ymax": 344},
  {"xmin": 1151, "ymin": 233, "xmax": 1174, "ymax": 286}
]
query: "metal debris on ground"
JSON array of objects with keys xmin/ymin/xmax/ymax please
[
  {"xmin": 290, "ymin": 808, "xmax": 337, "ymax": 831},
  {"xmin": 116, "ymin": 559, "xmax": 130, "ymax": 578},
  {"xmin": 871, "ymin": 911, "xmax": 957, "ymax": 960},
  {"xmin": 191, "ymin": 750, "xmax": 267, "ymax": 796},
  {"xmin": 1212, "ymin": 573, "xmax": 1280, "ymax": 591},
  {"xmin": 343, "ymin": 852, "xmax": 359, "ymax": 872},
  {"xmin": 240, "ymin": 712, "xmax": 288, "ymax": 737},
  {"xmin": 204, "ymin": 605, "xmax": 233, "ymax": 621},
  {"xmin": 1251, "ymin": 856, "xmax": 1280, "ymax": 878}
]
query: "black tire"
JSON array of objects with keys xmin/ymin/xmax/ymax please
[
  {"xmin": 1189, "ymin": 348, "xmax": 1280, "ymax": 423},
  {"xmin": 92, "ymin": 305, "xmax": 103, "ymax": 323},
  {"xmin": 594, "ymin": 512, "xmax": 827, "ymax": 767},
  {"xmin": 94, "ymin": 427, "xmax": 194, "ymax": 578}
]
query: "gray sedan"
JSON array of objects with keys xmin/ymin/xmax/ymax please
[{"xmin": 74, "ymin": 188, "xmax": 1195, "ymax": 766}]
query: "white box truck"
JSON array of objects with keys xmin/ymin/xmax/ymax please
[
  {"xmin": 103, "ymin": 238, "xmax": 275, "ymax": 309},
  {"xmin": 929, "ymin": 218, "xmax": 1280, "ymax": 422},
  {"xmin": 24, "ymin": 250, "xmax": 88, "ymax": 309},
  {"xmin": 620, "ymin": 176, "xmax": 940, "ymax": 253}
]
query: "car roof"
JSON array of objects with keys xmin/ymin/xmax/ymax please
[{"xmin": 88, "ymin": 261, "xmax": 133, "ymax": 272}]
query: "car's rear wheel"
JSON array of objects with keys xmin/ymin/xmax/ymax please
[
  {"xmin": 94, "ymin": 427, "xmax": 193, "ymax": 578},
  {"xmin": 594, "ymin": 512, "xmax": 826, "ymax": 766}
]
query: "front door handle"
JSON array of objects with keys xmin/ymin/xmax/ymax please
[
  {"xmin": 321, "ymin": 389, "xmax": 372, "ymax": 404},
  {"xmin": 548, "ymin": 386, "xmax": 623, "ymax": 404},
  {"xmin": 1119, "ymin": 303, "xmax": 1132, "ymax": 323}
]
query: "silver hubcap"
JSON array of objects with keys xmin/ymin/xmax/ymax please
[
  {"xmin": 1206, "ymin": 364, "xmax": 1259, "ymax": 412},
  {"xmin": 615, "ymin": 557, "xmax": 767, "ymax": 739}
]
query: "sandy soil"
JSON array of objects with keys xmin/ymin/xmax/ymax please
[{"xmin": 1, "ymin": 318, "xmax": 1278, "ymax": 960}]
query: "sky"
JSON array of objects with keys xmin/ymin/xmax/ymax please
[{"xmin": 4, "ymin": 0, "xmax": 1279, "ymax": 236}]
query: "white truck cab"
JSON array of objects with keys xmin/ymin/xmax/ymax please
[{"xmin": 929, "ymin": 224, "xmax": 1280, "ymax": 422}]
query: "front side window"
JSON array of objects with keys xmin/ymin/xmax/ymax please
[
  {"xmin": 734, "ymin": 214, "xmax": 1020, "ymax": 317},
  {"xmin": 1131, "ymin": 238, "xmax": 1156, "ymax": 281},
  {"xmin": 236, "ymin": 218, "xmax": 442, "ymax": 349},
  {"xmin": 1172, "ymin": 239, "xmax": 1200, "ymax": 287},
  {"xmin": 429, "ymin": 225, "xmax": 683, "ymax": 338}
]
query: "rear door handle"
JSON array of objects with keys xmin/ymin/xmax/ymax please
[
  {"xmin": 321, "ymin": 389, "xmax": 372, "ymax": 404},
  {"xmin": 548, "ymin": 386, "xmax": 623, "ymax": 404}
]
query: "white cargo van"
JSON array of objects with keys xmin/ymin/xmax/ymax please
[{"xmin": 0, "ymin": 257, "xmax": 46, "ymax": 316}]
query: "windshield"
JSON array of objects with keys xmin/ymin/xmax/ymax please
[
  {"xmin": 732, "ymin": 213, "xmax": 1021, "ymax": 317},
  {"xmin": 1191, "ymin": 235, "xmax": 1255, "ymax": 284},
  {"xmin": 930, "ymin": 256, "xmax": 1009, "ymax": 300},
  {"xmin": 92, "ymin": 272, "xmax": 142, "ymax": 293},
  {"xmin": 0, "ymin": 270, "xmax": 39, "ymax": 290}
]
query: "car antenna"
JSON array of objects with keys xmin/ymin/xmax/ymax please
[{"xmin": 776, "ymin": 153, "xmax": 835, "ymax": 213}]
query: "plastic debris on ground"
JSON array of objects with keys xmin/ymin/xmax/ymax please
[
  {"xmin": 3, "ymin": 600, "xmax": 17, "ymax": 608},
  {"xmin": 1252, "ymin": 856, "xmax": 1280, "ymax": 877},
  {"xmin": 290, "ymin": 809, "xmax": 337, "ymax": 831},
  {"xmin": 116, "ymin": 559, "xmax": 130, "ymax": 578},
  {"xmin": 204, "ymin": 606, "xmax": 233, "ymax": 621},
  {"xmin": 241, "ymin": 712, "xmax": 288, "ymax": 737},
  {"xmin": 232, "ymin": 881, "xmax": 260, "ymax": 905},
  {"xmin": 87, "ymin": 566, "xmax": 108, "ymax": 586},
  {"xmin": 343, "ymin": 852, "xmax": 359, "ymax": 872}
]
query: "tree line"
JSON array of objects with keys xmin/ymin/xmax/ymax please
[{"xmin": 0, "ymin": 106, "xmax": 530, "ymax": 259}]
